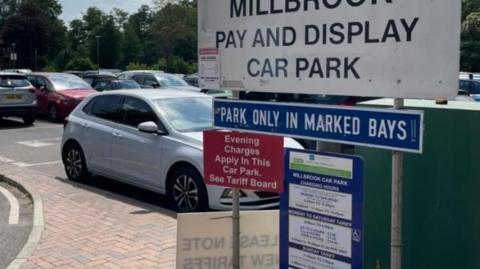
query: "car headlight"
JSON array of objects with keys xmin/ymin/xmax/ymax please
[{"xmin": 221, "ymin": 189, "xmax": 247, "ymax": 198}]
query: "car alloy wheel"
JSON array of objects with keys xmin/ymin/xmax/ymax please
[
  {"xmin": 49, "ymin": 106, "xmax": 58, "ymax": 122},
  {"xmin": 173, "ymin": 175, "xmax": 199, "ymax": 212},
  {"xmin": 63, "ymin": 143, "xmax": 89, "ymax": 181},
  {"xmin": 65, "ymin": 148, "xmax": 83, "ymax": 179}
]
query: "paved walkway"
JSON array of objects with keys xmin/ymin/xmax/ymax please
[{"xmin": 0, "ymin": 164, "xmax": 177, "ymax": 269}]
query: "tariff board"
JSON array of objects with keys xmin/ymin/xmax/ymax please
[
  {"xmin": 198, "ymin": 0, "xmax": 460, "ymax": 98},
  {"xmin": 280, "ymin": 149, "xmax": 364, "ymax": 269},
  {"xmin": 203, "ymin": 130, "xmax": 284, "ymax": 192},
  {"xmin": 213, "ymin": 99, "xmax": 424, "ymax": 153}
]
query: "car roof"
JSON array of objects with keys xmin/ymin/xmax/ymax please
[
  {"xmin": 0, "ymin": 72, "xmax": 27, "ymax": 77},
  {"xmin": 94, "ymin": 89, "xmax": 209, "ymax": 100},
  {"xmin": 120, "ymin": 70, "xmax": 164, "ymax": 74}
]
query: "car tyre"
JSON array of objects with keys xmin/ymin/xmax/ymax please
[
  {"xmin": 168, "ymin": 166, "xmax": 208, "ymax": 213},
  {"xmin": 49, "ymin": 105, "xmax": 59, "ymax": 122},
  {"xmin": 63, "ymin": 143, "xmax": 89, "ymax": 181},
  {"xmin": 22, "ymin": 116, "xmax": 35, "ymax": 125}
]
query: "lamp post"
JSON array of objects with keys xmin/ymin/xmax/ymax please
[
  {"xmin": 96, "ymin": 35, "xmax": 101, "ymax": 74},
  {"xmin": 11, "ymin": 43, "xmax": 16, "ymax": 69}
]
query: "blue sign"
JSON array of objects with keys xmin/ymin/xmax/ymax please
[
  {"xmin": 280, "ymin": 149, "xmax": 364, "ymax": 269},
  {"xmin": 213, "ymin": 99, "xmax": 424, "ymax": 153}
]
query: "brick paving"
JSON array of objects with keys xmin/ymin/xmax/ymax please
[{"xmin": 0, "ymin": 164, "xmax": 177, "ymax": 269}]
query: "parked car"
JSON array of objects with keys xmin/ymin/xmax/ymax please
[
  {"xmin": 459, "ymin": 78, "xmax": 480, "ymax": 95},
  {"xmin": 118, "ymin": 71, "xmax": 200, "ymax": 92},
  {"xmin": 82, "ymin": 73, "xmax": 117, "ymax": 86},
  {"xmin": 3, "ymin": 69, "xmax": 32, "ymax": 74},
  {"xmin": 27, "ymin": 73, "xmax": 96, "ymax": 122},
  {"xmin": 0, "ymin": 72, "xmax": 37, "ymax": 124},
  {"xmin": 63, "ymin": 71, "xmax": 84, "ymax": 77},
  {"xmin": 183, "ymin": 73, "xmax": 199, "ymax": 87},
  {"xmin": 93, "ymin": 79, "xmax": 141, "ymax": 91},
  {"xmin": 62, "ymin": 89, "xmax": 302, "ymax": 212}
]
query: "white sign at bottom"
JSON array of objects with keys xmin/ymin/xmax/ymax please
[{"xmin": 176, "ymin": 210, "xmax": 279, "ymax": 269}]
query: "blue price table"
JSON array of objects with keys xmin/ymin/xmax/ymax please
[{"xmin": 280, "ymin": 149, "xmax": 364, "ymax": 269}]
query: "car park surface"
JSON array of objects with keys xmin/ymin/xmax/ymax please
[
  {"xmin": 62, "ymin": 89, "xmax": 302, "ymax": 212},
  {"xmin": 0, "ymin": 117, "xmax": 177, "ymax": 268}
]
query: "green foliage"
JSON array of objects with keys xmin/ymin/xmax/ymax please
[
  {"xmin": 126, "ymin": 62, "xmax": 151, "ymax": 71},
  {"xmin": 42, "ymin": 63, "xmax": 59, "ymax": 72},
  {"xmin": 0, "ymin": 1, "xmax": 198, "ymax": 73},
  {"xmin": 463, "ymin": 0, "xmax": 480, "ymax": 21},
  {"xmin": 1, "ymin": 0, "xmax": 49, "ymax": 68},
  {"xmin": 462, "ymin": 12, "xmax": 480, "ymax": 71},
  {"xmin": 65, "ymin": 57, "xmax": 95, "ymax": 71},
  {"xmin": 150, "ymin": 2, "xmax": 197, "ymax": 70}
]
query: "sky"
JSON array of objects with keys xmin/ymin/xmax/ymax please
[{"xmin": 59, "ymin": 0, "xmax": 152, "ymax": 24}]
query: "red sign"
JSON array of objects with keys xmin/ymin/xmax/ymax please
[{"xmin": 203, "ymin": 130, "xmax": 284, "ymax": 193}]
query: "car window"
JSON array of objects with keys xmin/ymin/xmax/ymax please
[
  {"xmin": 89, "ymin": 95, "xmax": 123, "ymax": 122},
  {"xmin": 155, "ymin": 74, "xmax": 189, "ymax": 87},
  {"xmin": 116, "ymin": 80, "xmax": 141, "ymax": 89},
  {"xmin": 95, "ymin": 81, "xmax": 110, "ymax": 91},
  {"xmin": 144, "ymin": 75, "xmax": 158, "ymax": 87},
  {"xmin": 48, "ymin": 74, "xmax": 91, "ymax": 90},
  {"xmin": 0, "ymin": 75, "xmax": 31, "ymax": 88},
  {"xmin": 122, "ymin": 97, "xmax": 159, "ymax": 128},
  {"xmin": 473, "ymin": 81, "xmax": 480, "ymax": 94},
  {"xmin": 131, "ymin": 75, "xmax": 144, "ymax": 84},
  {"xmin": 156, "ymin": 97, "xmax": 213, "ymax": 132}
]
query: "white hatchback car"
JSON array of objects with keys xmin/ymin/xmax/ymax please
[{"xmin": 62, "ymin": 90, "xmax": 302, "ymax": 212}]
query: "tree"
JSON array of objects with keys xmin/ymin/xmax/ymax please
[
  {"xmin": 121, "ymin": 24, "xmax": 141, "ymax": 67},
  {"xmin": 65, "ymin": 57, "xmax": 95, "ymax": 71},
  {"xmin": 463, "ymin": 0, "xmax": 480, "ymax": 21},
  {"xmin": 0, "ymin": 0, "xmax": 20, "ymax": 28},
  {"xmin": 1, "ymin": 0, "xmax": 48, "ymax": 68},
  {"xmin": 150, "ymin": 2, "xmax": 197, "ymax": 71},
  {"xmin": 461, "ymin": 12, "xmax": 480, "ymax": 71},
  {"xmin": 125, "ymin": 5, "xmax": 154, "ymax": 64},
  {"xmin": 95, "ymin": 16, "xmax": 122, "ymax": 68}
]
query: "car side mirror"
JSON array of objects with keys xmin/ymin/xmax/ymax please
[
  {"xmin": 151, "ymin": 83, "xmax": 160, "ymax": 88},
  {"xmin": 39, "ymin": 85, "xmax": 47, "ymax": 92},
  {"xmin": 138, "ymin": 121, "xmax": 166, "ymax": 135}
]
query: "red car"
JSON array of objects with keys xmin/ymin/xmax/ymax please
[{"xmin": 27, "ymin": 73, "xmax": 96, "ymax": 121}]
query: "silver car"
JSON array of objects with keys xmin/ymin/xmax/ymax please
[
  {"xmin": 62, "ymin": 90, "xmax": 302, "ymax": 212},
  {"xmin": 0, "ymin": 72, "xmax": 37, "ymax": 124}
]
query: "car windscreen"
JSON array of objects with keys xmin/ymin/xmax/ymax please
[
  {"xmin": 0, "ymin": 76, "xmax": 31, "ymax": 88},
  {"xmin": 114, "ymin": 80, "xmax": 141, "ymax": 89},
  {"xmin": 155, "ymin": 74, "xmax": 189, "ymax": 87},
  {"xmin": 156, "ymin": 97, "xmax": 213, "ymax": 132},
  {"xmin": 48, "ymin": 74, "xmax": 91, "ymax": 91}
]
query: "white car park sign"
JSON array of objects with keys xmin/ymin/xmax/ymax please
[{"xmin": 198, "ymin": 0, "xmax": 461, "ymax": 99}]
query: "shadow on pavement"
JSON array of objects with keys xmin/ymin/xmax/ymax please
[
  {"xmin": 0, "ymin": 118, "xmax": 31, "ymax": 130},
  {"xmin": 54, "ymin": 175, "xmax": 178, "ymax": 219}
]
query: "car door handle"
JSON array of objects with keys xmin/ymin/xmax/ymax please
[
  {"xmin": 112, "ymin": 132, "xmax": 123, "ymax": 138},
  {"xmin": 81, "ymin": 122, "xmax": 90, "ymax": 128}
]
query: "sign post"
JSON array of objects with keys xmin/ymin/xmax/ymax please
[
  {"xmin": 391, "ymin": 98, "xmax": 404, "ymax": 269},
  {"xmin": 232, "ymin": 188, "xmax": 240, "ymax": 269}
]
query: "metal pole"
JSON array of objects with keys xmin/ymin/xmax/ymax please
[
  {"xmin": 391, "ymin": 98, "xmax": 404, "ymax": 269},
  {"xmin": 34, "ymin": 48, "xmax": 37, "ymax": 71},
  {"xmin": 96, "ymin": 36, "xmax": 101, "ymax": 74},
  {"xmin": 232, "ymin": 188, "xmax": 241, "ymax": 269},
  {"xmin": 11, "ymin": 43, "xmax": 16, "ymax": 69}
]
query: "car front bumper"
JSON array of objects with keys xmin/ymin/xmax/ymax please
[{"xmin": 207, "ymin": 185, "xmax": 279, "ymax": 210}]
